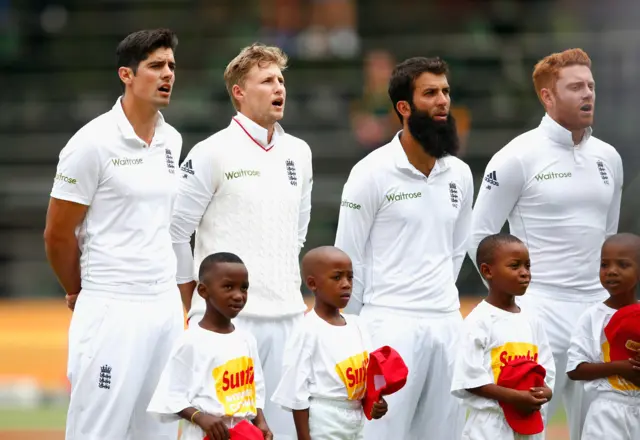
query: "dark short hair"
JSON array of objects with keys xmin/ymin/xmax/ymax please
[
  {"xmin": 198, "ymin": 252, "xmax": 245, "ymax": 282},
  {"xmin": 476, "ymin": 233, "xmax": 524, "ymax": 268},
  {"xmin": 388, "ymin": 57, "xmax": 449, "ymax": 122},
  {"xmin": 116, "ymin": 28, "xmax": 178, "ymax": 73}
]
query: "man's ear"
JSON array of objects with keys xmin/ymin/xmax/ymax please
[
  {"xmin": 480, "ymin": 263, "xmax": 492, "ymax": 281},
  {"xmin": 395, "ymin": 100, "xmax": 411, "ymax": 120},
  {"xmin": 118, "ymin": 66, "xmax": 135, "ymax": 88},
  {"xmin": 540, "ymin": 88, "xmax": 554, "ymax": 110}
]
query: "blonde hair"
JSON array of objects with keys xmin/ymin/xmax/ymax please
[
  {"xmin": 224, "ymin": 43, "xmax": 288, "ymax": 110},
  {"xmin": 532, "ymin": 48, "xmax": 592, "ymax": 106}
]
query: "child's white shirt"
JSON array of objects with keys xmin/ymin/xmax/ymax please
[
  {"xmin": 566, "ymin": 302, "xmax": 640, "ymax": 397},
  {"xmin": 451, "ymin": 300, "xmax": 556, "ymax": 411},
  {"xmin": 271, "ymin": 310, "xmax": 372, "ymax": 410},
  {"xmin": 147, "ymin": 324, "xmax": 265, "ymax": 424}
]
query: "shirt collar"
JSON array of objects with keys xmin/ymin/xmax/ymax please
[
  {"xmin": 539, "ymin": 113, "xmax": 592, "ymax": 148},
  {"xmin": 232, "ymin": 111, "xmax": 285, "ymax": 151},
  {"xmin": 392, "ymin": 131, "xmax": 451, "ymax": 177},
  {"xmin": 112, "ymin": 96, "xmax": 166, "ymax": 146}
]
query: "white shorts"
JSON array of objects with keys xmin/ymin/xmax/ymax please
[
  {"xmin": 308, "ymin": 397, "xmax": 364, "ymax": 440},
  {"xmin": 517, "ymin": 294, "xmax": 600, "ymax": 440},
  {"xmin": 359, "ymin": 305, "xmax": 465, "ymax": 440},
  {"xmin": 462, "ymin": 408, "xmax": 545, "ymax": 440},
  {"xmin": 66, "ymin": 288, "xmax": 184, "ymax": 440},
  {"xmin": 581, "ymin": 393, "xmax": 640, "ymax": 440},
  {"xmin": 189, "ymin": 312, "xmax": 303, "ymax": 440}
]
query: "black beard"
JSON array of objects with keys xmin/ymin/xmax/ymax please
[{"xmin": 406, "ymin": 106, "xmax": 460, "ymax": 158}]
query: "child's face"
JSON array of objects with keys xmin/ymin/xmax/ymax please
[
  {"xmin": 198, "ymin": 262, "xmax": 249, "ymax": 319},
  {"xmin": 309, "ymin": 254, "xmax": 353, "ymax": 310},
  {"xmin": 483, "ymin": 242, "xmax": 531, "ymax": 296},
  {"xmin": 600, "ymin": 242, "xmax": 639, "ymax": 296}
]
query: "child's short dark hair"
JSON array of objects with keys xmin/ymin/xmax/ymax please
[
  {"xmin": 603, "ymin": 233, "xmax": 640, "ymax": 264},
  {"xmin": 198, "ymin": 252, "xmax": 244, "ymax": 282},
  {"xmin": 476, "ymin": 233, "xmax": 524, "ymax": 268}
]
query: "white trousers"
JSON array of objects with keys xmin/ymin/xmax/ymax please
[
  {"xmin": 517, "ymin": 295, "xmax": 600, "ymax": 440},
  {"xmin": 308, "ymin": 398, "xmax": 364, "ymax": 440},
  {"xmin": 462, "ymin": 409, "xmax": 545, "ymax": 440},
  {"xmin": 359, "ymin": 305, "xmax": 465, "ymax": 440},
  {"xmin": 189, "ymin": 312, "xmax": 303, "ymax": 440},
  {"xmin": 581, "ymin": 393, "xmax": 640, "ymax": 440},
  {"xmin": 66, "ymin": 288, "xmax": 184, "ymax": 440}
]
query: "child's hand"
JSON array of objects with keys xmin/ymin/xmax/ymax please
[
  {"xmin": 370, "ymin": 397, "xmax": 388, "ymax": 419},
  {"xmin": 509, "ymin": 390, "xmax": 547, "ymax": 415},
  {"xmin": 529, "ymin": 386, "xmax": 552, "ymax": 402},
  {"xmin": 254, "ymin": 420, "xmax": 272, "ymax": 440},
  {"xmin": 195, "ymin": 413, "xmax": 229, "ymax": 440},
  {"xmin": 613, "ymin": 359, "xmax": 640, "ymax": 387}
]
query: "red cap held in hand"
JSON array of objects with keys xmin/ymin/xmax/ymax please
[
  {"xmin": 203, "ymin": 419, "xmax": 263, "ymax": 440},
  {"xmin": 497, "ymin": 358, "xmax": 546, "ymax": 436},
  {"xmin": 363, "ymin": 346, "xmax": 408, "ymax": 420},
  {"xmin": 604, "ymin": 303, "xmax": 640, "ymax": 362}
]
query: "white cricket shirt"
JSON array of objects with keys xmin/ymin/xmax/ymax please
[
  {"xmin": 566, "ymin": 303, "xmax": 640, "ymax": 397},
  {"xmin": 334, "ymin": 133, "xmax": 474, "ymax": 314},
  {"xmin": 147, "ymin": 325, "xmax": 265, "ymax": 438},
  {"xmin": 451, "ymin": 300, "xmax": 556, "ymax": 412},
  {"xmin": 171, "ymin": 112, "xmax": 313, "ymax": 318},
  {"xmin": 271, "ymin": 310, "xmax": 372, "ymax": 410},
  {"xmin": 50, "ymin": 97, "xmax": 182, "ymax": 294},
  {"xmin": 469, "ymin": 114, "xmax": 623, "ymax": 302}
]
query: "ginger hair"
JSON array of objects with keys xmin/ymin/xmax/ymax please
[
  {"xmin": 532, "ymin": 48, "xmax": 592, "ymax": 106},
  {"xmin": 223, "ymin": 43, "xmax": 288, "ymax": 110}
]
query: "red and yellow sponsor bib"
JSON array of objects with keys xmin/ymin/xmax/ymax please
[
  {"xmin": 213, "ymin": 356, "xmax": 257, "ymax": 416},
  {"xmin": 490, "ymin": 342, "xmax": 539, "ymax": 382},
  {"xmin": 335, "ymin": 351, "xmax": 369, "ymax": 400}
]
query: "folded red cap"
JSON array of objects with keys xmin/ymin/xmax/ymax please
[
  {"xmin": 203, "ymin": 420, "xmax": 263, "ymax": 440},
  {"xmin": 604, "ymin": 303, "xmax": 640, "ymax": 362},
  {"xmin": 497, "ymin": 358, "xmax": 546, "ymax": 436},
  {"xmin": 362, "ymin": 346, "xmax": 408, "ymax": 420}
]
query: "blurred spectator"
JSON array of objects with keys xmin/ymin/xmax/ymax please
[
  {"xmin": 350, "ymin": 49, "xmax": 399, "ymax": 156},
  {"xmin": 297, "ymin": 0, "xmax": 359, "ymax": 59}
]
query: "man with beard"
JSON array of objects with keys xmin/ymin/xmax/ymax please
[
  {"xmin": 334, "ymin": 56, "xmax": 471, "ymax": 440},
  {"xmin": 468, "ymin": 48, "xmax": 623, "ymax": 440}
]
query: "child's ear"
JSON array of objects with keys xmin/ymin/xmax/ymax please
[
  {"xmin": 197, "ymin": 282, "xmax": 207, "ymax": 299},
  {"xmin": 306, "ymin": 275, "xmax": 317, "ymax": 292},
  {"xmin": 480, "ymin": 263, "xmax": 492, "ymax": 281}
]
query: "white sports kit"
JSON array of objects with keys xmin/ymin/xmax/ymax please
[
  {"xmin": 52, "ymin": 98, "xmax": 184, "ymax": 440},
  {"xmin": 170, "ymin": 111, "xmax": 313, "ymax": 439},
  {"xmin": 451, "ymin": 300, "xmax": 556, "ymax": 440},
  {"xmin": 566, "ymin": 303, "xmax": 640, "ymax": 440},
  {"xmin": 271, "ymin": 310, "xmax": 372, "ymax": 440},
  {"xmin": 469, "ymin": 114, "xmax": 623, "ymax": 440},
  {"xmin": 335, "ymin": 133, "xmax": 473, "ymax": 440},
  {"xmin": 147, "ymin": 326, "xmax": 265, "ymax": 440}
]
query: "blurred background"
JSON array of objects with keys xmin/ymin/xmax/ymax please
[{"xmin": 1, "ymin": 0, "xmax": 639, "ymax": 437}]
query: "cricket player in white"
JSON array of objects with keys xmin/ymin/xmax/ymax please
[
  {"xmin": 43, "ymin": 29, "xmax": 184, "ymax": 440},
  {"xmin": 468, "ymin": 49, "xmax": 623, "ymax": 440},
  {"xmin": 171, "ymin": 43, "xmax": 312, "ymax": 439},
  {"xmin": 335, "ymin": 57, "xmax": 471, "ymax": 440}
]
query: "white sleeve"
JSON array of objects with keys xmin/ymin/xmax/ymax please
[
  {"xmin": 248, "ymin": 334, "xmax": 266, "ymax": 410},
  {"xmin": 297, "ymin": 146, "xmax": 313, "ymax": 251},
  {"xmin": 533, "ymin": 316, "xmax": 555, "ymax": 391},
  {"xmin": 50, "ymin": 134, "xmax": 101, "ymax": 206},
  {"xmin": 171, "ymin": 144, "xmax": 219, "ymax": 283},
  {"xmin": 450, "ymin": 317, "xmax": 492, "ymax": 399},
  {"xmin": 452, "ymin": 166, "xmax": 474, "ymax": 279},
  {"xmin": 566, "ymin": 310, "xmax": 598, "ymax": 373},
  {"xmin": 606, "ymin": 151, "xmax": 623, "ymax": 237},
  {"xmin": 468, "ymin": 151, "xmax": 526, "ymax": 268},
  {"xmin": 270, "ymin": 322, "xmax": 315, "ymax": 411},
  {"xmin": 147, "ymin": 337, "xmax": 195, "ymax": 422},
  {"xmin": 334, "ymin": 165, "xmax": 380, "ymax": 314}
]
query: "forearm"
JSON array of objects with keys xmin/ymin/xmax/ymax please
[
  {"xmin": 177, "ymin": 406, "xmax": 200, "ymax": 423},
  {"xmin": 568, "ymin": 361, "xmax": 624, "ymax": 381},
  {"xmin": 44, "ymin": 234, "xmax": 81, "ymax": 295},
  {"xmin": 292, "ymin": 409, "xmax": 311, "ymax": 440},
  {"xmin": 178, "ymin": 281, "xmax": 197, "ymax": 312},
  {"xmin": 467, "ymin": 384, "xmax": 520, "ymax": 405}
]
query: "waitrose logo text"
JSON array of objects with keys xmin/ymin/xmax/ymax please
[
  {"xmin": 534, "ymin": 172, "xmax": 572, "ymax": 181},
  {"xmin": 225, "ymin": 169, "xmax": 261, "ymax": 180},
  {"xmin": 112, "ymin": 158, "xmax": 143, "ymax": 166},
  {"xmin": 385, "ymin": 192, "xmax": 422, "ymax": 202}
]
